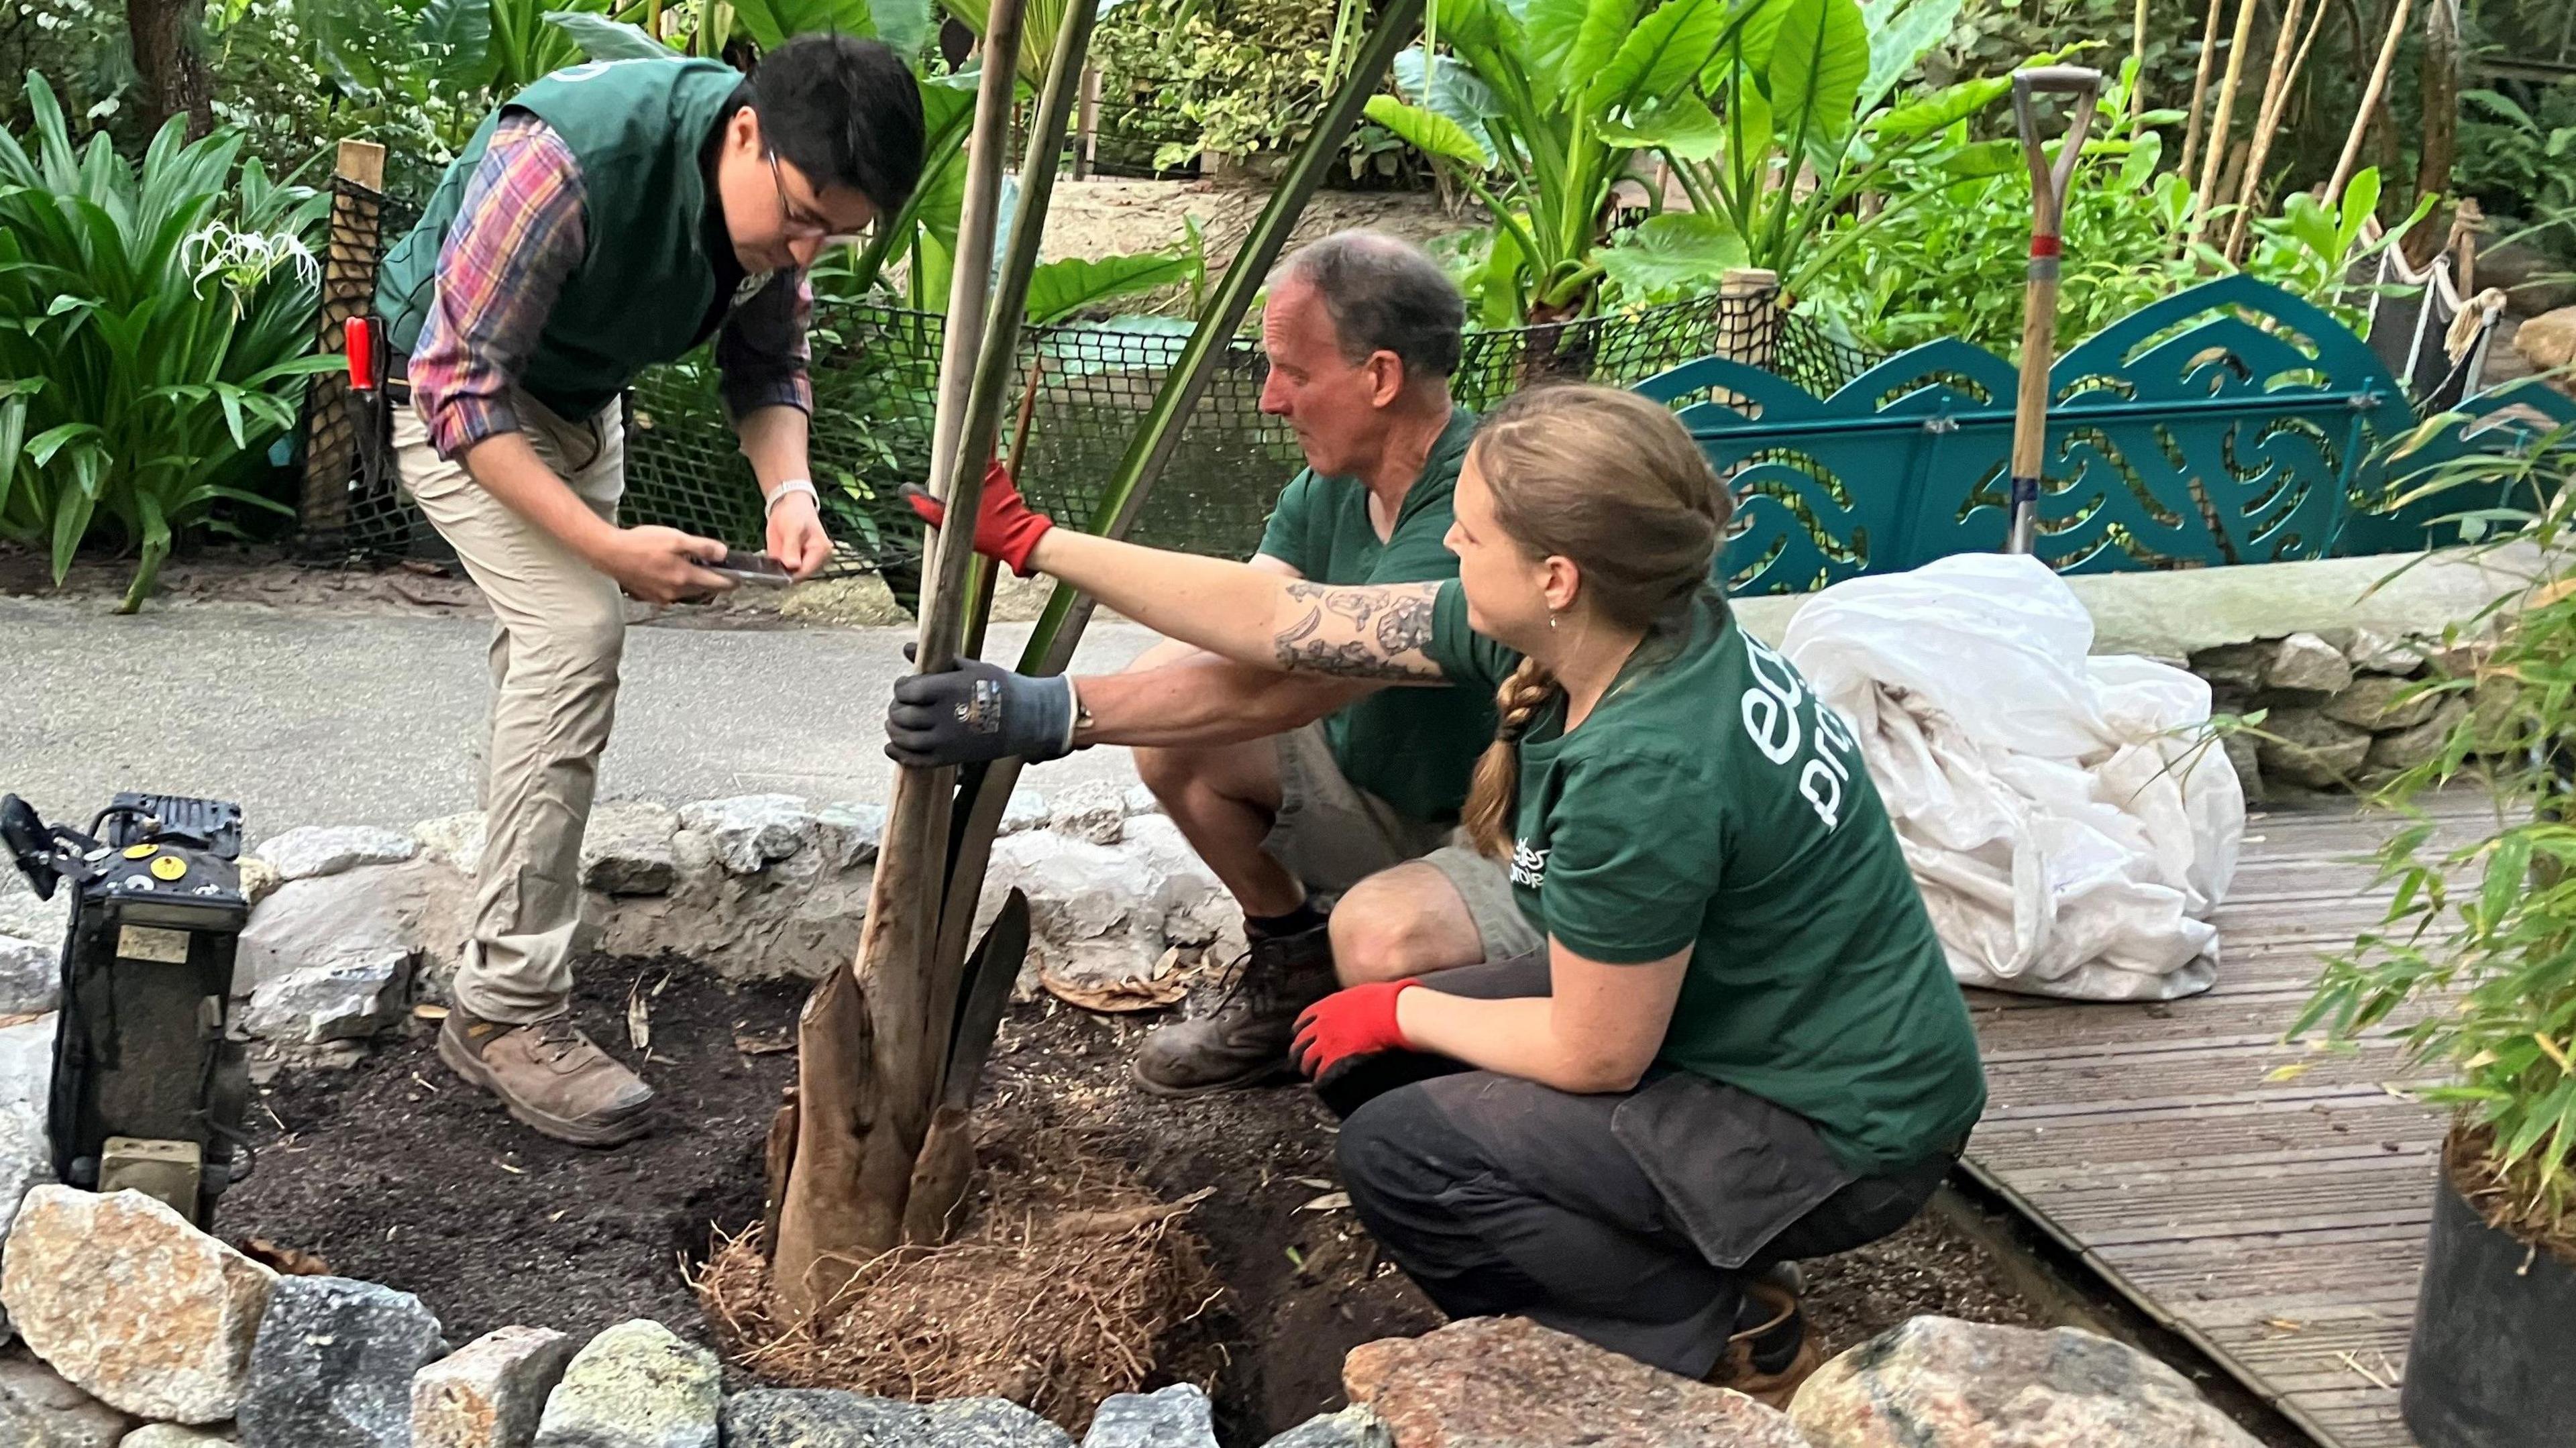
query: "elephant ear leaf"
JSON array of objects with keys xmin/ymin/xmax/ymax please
[
  {"xmin": 1527, "ymin": 0, "xmax": 1639, "ymax": 98},
  {"xmin": 1587, "ymin": 0, "xmax": 1733, "ymax": 117},
  {"xmin": 1597, "ymin": 98, "xmax": 1725, "ymax": 161},
  {"xmin": 1766, "ymin": 0, "xmax": 1868, "ymax": 152},
  {"xmin": 1365, "ymin": 96, "xmax": 1497, "ymax": 168},
  {"xmin": 544, "ymin": 11, "xmax": 671, "ymax": 59},
  {"xmin": 1599, "ymin": 211, "xmax": 1748, "ymax": 301}
]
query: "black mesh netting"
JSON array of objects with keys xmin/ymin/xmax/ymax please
[{"xmin": 304, "ymin": 175, "xmax": 1881, "ymax": 575}]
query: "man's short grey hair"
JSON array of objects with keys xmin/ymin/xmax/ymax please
[{"xmin": 1271, "ymin": 231, "xmax": 1465, "ymax": 386}]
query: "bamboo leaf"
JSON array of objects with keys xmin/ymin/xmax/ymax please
[{"xmin": 2483, "ymin": 834, "xmax": 2532, "ymax": 932}]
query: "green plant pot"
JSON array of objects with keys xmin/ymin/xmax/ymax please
[{"xmin": 2402, "ymin": 1135, "xmax": 2576, "ymax": 1448}]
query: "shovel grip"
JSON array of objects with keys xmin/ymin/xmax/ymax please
[{"xmin": 2010, "ymin": 64, "xmax": 2104, "ymax": 239}]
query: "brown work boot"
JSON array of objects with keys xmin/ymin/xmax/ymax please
[
  {"xmin": 1132, "ymin": 924, "xmax": 1338, "ymax": 1097},
  {"xmin": 1709, "ymin": 1280, "xmax": 1823, "ymax": 1410},
  {"xmin": 437, "ymin": 1009, "xmax": 655, "ymax": 1146}
]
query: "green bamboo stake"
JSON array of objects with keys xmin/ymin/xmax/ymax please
[{"xmin": 918, "ymin": 0, "xmax": 1435, "ymax": 1004}]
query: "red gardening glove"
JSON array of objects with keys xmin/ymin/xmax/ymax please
[
  {"xmin": 1291, "ymin": 979, "xmax": 1421, "ymax": 1080},
  {"xmin": 902, "ymin": 460, "xmax": 1055, "ymax": 577}
]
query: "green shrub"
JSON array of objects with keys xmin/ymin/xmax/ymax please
[
  {"xmin": 0, "ymin": 72, "xmax": 335, "ymax": 610},
  {"xmin": 2458, "ymin": 83, "xmax": 2576, "ymax": 261},
  {"xmin": 1801, "ymin": 65, "xmax": 2427, "ymax": 359},
  {"xmin": 1092, "ymin": 0, "xmax": 1410, "ymax": 178}
]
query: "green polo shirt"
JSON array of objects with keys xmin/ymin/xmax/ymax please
[
  {"xmin": 1426, "ymin": 579, "xmax": 1988, "ymax": 1172},
  {"xmin": 1256, "ymin": 406, "xmax": 1495, "ymax": 824}
]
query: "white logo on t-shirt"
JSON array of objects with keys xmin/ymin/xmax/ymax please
[
  {"xmin": 1739, "ymin": 635, "xmax": 1862, "ymax": 831},
  {"xmin": 1509, "ymin": 839, "xmax": 1549, "ymax": 889}
]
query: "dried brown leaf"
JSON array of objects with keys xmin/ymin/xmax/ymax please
[{"xmin": 1039, "ymin": 967, "xmax": 1187, "ymax": 1015}]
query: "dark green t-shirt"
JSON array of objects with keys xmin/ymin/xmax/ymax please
[
  {"xmin": 1426, "ymin": 581, "xmax": 1987, "ymax": 1172},
  {"xmin": 1256, "ymin": 407, "xmax": 1496, "ymax": 824}
]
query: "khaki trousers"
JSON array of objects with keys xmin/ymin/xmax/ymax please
[{"xmin": 395, "ymin": 394, "xmax": 627, "ymax": 1024}]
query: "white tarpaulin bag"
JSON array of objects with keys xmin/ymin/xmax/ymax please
[{"xmin": 1781, "ymin": 554, "xmax": 2243, "ymax": 1001}]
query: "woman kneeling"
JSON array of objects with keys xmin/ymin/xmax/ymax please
[{"xmin": 890, "ymin": 384, "xmax": 1988, "ymax": 1404}]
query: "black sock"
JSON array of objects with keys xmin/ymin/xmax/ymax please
[{"xmin": 1244, "ymin": 901, "xmax": 1326, "ymax": 940}]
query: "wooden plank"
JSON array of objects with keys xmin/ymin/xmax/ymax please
[{"xmin": 1956, "ymin": 793, "xmax": 2463, "ymax": 1448}]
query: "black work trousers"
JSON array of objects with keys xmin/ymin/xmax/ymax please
[{"xmin": 1326, "ymin": 958, "xmax": 1951, "ymax": 1379}]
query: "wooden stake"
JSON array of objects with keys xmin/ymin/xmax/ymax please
[
  {"xmin": 298, "ymin": 139, "xmax": 387, "ymax": 545},
  {"xmin": 2327, "ymin": 0, "xmax": 2410, "ymax": 202},
  {"xmin": 2226, "ymin": 0, "xmax": 2330, "ymax": 260},
  {"xmin": 1074, "ymin": 66, "xmax": 1102, "ymax": 179},
  {"xmin": 2180, "ymin": 0, "xmax": 2229, "ymax": 180},
  {"xmin": 2187, "ymin": 0, "xmax": 2263, "ymax": 252}
]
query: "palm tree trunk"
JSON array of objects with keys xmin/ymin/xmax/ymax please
[
  {"xmin": 2413, "ymin": 0, "xmax": 2461, "ymax": 227},
  {"xmin": 129, "ymin": 0, "xmax": 213, "ymax": 140}
]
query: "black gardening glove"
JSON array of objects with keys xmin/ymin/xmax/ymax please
[{"xmin": 886, "ymin": 653, "xmax": 1079, "ymax": 768}]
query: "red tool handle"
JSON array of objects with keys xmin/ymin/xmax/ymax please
[{"xmin": 345, "ymin": 315, "xmax": 378, "ymax": 394}]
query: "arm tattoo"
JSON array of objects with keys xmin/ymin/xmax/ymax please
[{"xmin": 1269, "ymin": 582, "xmax": 1446, "ymax": 681}]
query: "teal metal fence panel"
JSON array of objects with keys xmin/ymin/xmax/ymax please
[{"xmin": 1635, "ymin": 276, "xmax": 2576, "ymax": 596}]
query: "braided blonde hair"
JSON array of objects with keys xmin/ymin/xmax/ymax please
[{"xmin": 1459, "ymin": 386, "xmax": 1731, "ymax": 859}]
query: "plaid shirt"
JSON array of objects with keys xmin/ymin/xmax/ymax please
[{"xmin": 408, "ymin": 113, "xmax": 814, "ymax": 460}]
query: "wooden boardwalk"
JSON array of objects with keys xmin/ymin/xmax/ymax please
[{"xmin": 1958, "ymin": 793, "xmax": 2489, "ymax": 1448}]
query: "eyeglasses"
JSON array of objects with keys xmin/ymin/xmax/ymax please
[{"xmin": 766, "ymin": 150, "xmax": 864, "ymax": 249}]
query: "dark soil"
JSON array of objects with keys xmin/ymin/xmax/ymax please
[
  {"xmin": 223, "ymin": 957, "xmax": 801, "ymax": 1348},
  {"xmin": 223, "ymin": 954, "xmax": 2053, "ymax": 1440}
]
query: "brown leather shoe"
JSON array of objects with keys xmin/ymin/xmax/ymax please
[
  {"xmin": 1709, "ymin": 1280, "xmax": 1823, "ymax": 1410},
  {"xmin": 437, "ymin": 1009, "xmax": 655, "ymax": 1146},
  {"xmin": 1132, "ymin": 925, "xmax": 1338, "ymax": 1097}
]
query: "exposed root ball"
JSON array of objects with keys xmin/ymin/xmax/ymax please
[{"xmin": 694, "ymin": 1127, "xmax": 1226, "ymax": 1431}]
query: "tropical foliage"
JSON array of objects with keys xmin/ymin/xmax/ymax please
[
  {"xmin": 1366, "ymin": 0, "xmax": 2006, "ymax": 323},
  {"xmin": 0, "ymin": 72, "xmax": 333, "ymax": 608}
]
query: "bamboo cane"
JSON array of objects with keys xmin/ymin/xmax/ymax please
[
  {"xmin": 2180, "ymin": 0, "xmax": 2229, "ymax": 180},
  {"xmin": 2226, "ymin": 0, "xmax": 2329, "ymax": 260},
  {"xmin": 2327, "ymin": 0, "xmax": 2412, "ymax": 204},
  {"xmin": 2130, "ymin": 0, "xmax": 2152, "ymax": 123},
  {"xmin": 768, "ymin": 0, "xmax": 1030, "ymax": 1316},
  {"xmin": 917, "ymin": 0, "xmax": 1439, "ymax": 1025},
  {"xmin": 2186, "ymin": 0, "xmax": 2263, "ymax": 252}
]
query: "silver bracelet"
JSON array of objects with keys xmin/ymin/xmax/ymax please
[{"xmin": 764, "ymin": 478, "xmax": 818, "ymax": 516}]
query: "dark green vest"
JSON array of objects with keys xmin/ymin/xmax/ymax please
[{"xmin": 376, "ymin": 57, "xmax": 744, "ymax": 421}]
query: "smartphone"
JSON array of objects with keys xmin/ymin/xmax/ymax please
[{"xmin": 697, "ymin": 551, "xmax": 795, "ymax": 588}]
